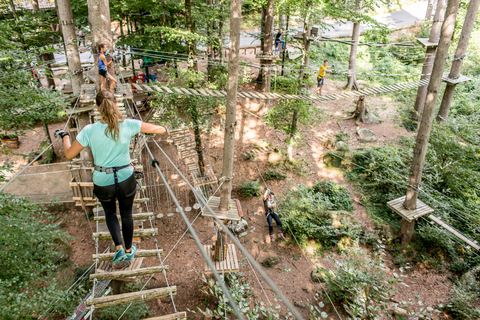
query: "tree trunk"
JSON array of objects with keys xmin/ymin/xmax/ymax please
[
  {"xmin": 88, "ymin": 0, "xmax": 113, "ymax": 90},
  {"xmin": 404, "ymin": 0, "xmax": 460, "ymax": 210},
  {"xmin": 257, "ymin": 7, "xmax": 266, "ymax": 84},
  {"xmin": 207, "ymin": 0, "xmax": 214, "ymax": 80},
  {"xmin": 260, "ymin": 0, "xmax": 274, "ymax": 92},
  {"xmin": 219, "ymin": 0, "xmax": 241, "ymax": 211},
  {"xmin": 32, "ymin": 0, "xmax": 39, "ymax": 10},
  {"xmin": 298, "ymin": 15, "xmax": 309, "ymax": 84},
  {"xmin": 436, "ymin": 0, "xmax": 480, "ymax": 122},
  {"xmin": 8, "ymin": 0, "xmax": 17, "ymax": 18},
  {"xmin": 412, "ymin": 0, "xmax": 447, "ymax": 121},
  {"xmin": 193, "ymin": 114, "xmax": 206, "ymax": 177},
  {"xmin": 346, "ymin": 0, "xmax": 361, "ymax": 91},
  {"xmin": 425, "ymin": 0, "xmax": 436, "ymax": 20},
  {"xmin": 287, "ymin": 109, "xmax": 299, "ymax": 162},
  {"xmin": 185, "ymin": 0, "xmax": 196, "ymax": 69},
  {"xmin": 120, "ymin": 19, "xmax": 127, "ymax": 67},
  {"xmin": 42, "ymin": 53, "xmax": 56, "ymax": 89},
  {"xmin": 399, "ymin": 219, "xmax": 415, "ymax": 246},
  {"xmin": 281, "ymin": 14, "xmax": 289, "ymax": 76},
  {"xmin": 57, "ymin": 0, "xmax": 84, "ymax": 94},
  {"xmin": 43, "ymin": 122, "xmax": 53, "ymax": 146}
]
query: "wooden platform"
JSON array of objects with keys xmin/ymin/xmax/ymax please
[
  {"xmin": 255, "ymin": 53, "xmax": 280, "ymax": 60},
  {"xmin": 428, "ymin": 215, "xmax": 480, "ymax": 250},
  {"xmin": 387, "ymin": 196, "xmax": 434, "ymax": 222},
  {"xmin": 201, "ymin": 196, "xmax": 241, "ymax": 221},
  {"xmin": 442, "ymin": 73, "xmax": 472, "ymax": 85},
  {"xmin": 417, "ymin": 38, "xmax": 438, "ymax": 48},
  {"xmin": 77, "ymin": 83, "xmax": 133, "ymax": 107},
  {"xmin": 203, "ymin": 244, "xmax": 239, "ymax": 274}
]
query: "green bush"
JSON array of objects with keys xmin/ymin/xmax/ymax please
[
  {"xmin": 312, "ymin": 180, "xmax": 354, "ymax": 212},
  {"xmin": 444, "ymin": 285, "xmax": 480, "ymax": 319},
  {"xmin": 194, "ymin": 273, "xmax": 280, "ymax": 319},
  {"xmin": 238, "ymin": 180, "xmax": 262, "ymax": 197},
  {"xmin": 279, "ymin": 182, "xmax": 361, "ymax": 248},
  {"xmin": 0, "ymin": 193, "xmax": 73, "ymax": 318},
  {"xmin": 265, "ymin": 169, "xmax": 287, "ymax": 181},
  {"xmin": 323, "ymin": 244, "xmax": 398, "ymax": 318}
]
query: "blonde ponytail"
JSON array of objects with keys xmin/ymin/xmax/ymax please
[{"xmin": 95, "ymin": 90, "xmax": 124, "ymax": 141}]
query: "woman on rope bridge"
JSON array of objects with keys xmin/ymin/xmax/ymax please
[
  {"xmin": 98, "ymin": 43, "xmax": 116, "ymax": 92},
  {"xmin": 55, "ymin": 90, "xmax": 167, "ymax": 264},
  {"xmin": 263, "ymin": 188, "xmax": 286, "ymax": 242}
]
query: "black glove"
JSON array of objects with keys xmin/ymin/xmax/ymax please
[
  {"xmin": 332, "ymin": 64, "xmax": 335, "ymax": 68},
  {"xmin": 54, "ymin": 129, "xmax": 69, "ymax": 139}
]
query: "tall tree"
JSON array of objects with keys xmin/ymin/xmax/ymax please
[
  {"xmin": 220, "ymin": 0, "xmax": 241, "ymax": 211},
  {"xmin": 345, "ymin": 0, "xmax": 362, "ymax": 90},
  {"xmin": 402, "ymin": 0, "xmax": 460, "ymax": 244},
  {"xmin": 436, "ymin": 0, "xmax": 480, "ymax": 122},
  {"xmin": 259, "ymin": 0, "xmax": 275, "ymax": 92},
  {"xmin": 411, "ymin": 0, "xmax": 447, "ymax": 121},
  {"xmin": 57, "ymin": 0, "xmax": 84, "ymax": 94}
]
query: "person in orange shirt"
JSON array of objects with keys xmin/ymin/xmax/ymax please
[{"xmin": 311, "ymin": 60, "xmax": 333, "ymax": 97}]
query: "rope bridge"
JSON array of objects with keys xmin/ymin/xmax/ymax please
[{"xmin": 131, "ymin": 79, "xmax": 430, "ymax": 102}]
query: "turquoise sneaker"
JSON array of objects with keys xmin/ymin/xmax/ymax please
[
  {"xmin": 124, "ymin": 245, "xmax": 136, "ymax": 262},
  {"xmin": 113, "ymin": 249, "xmax": 126, "ymax": 264}
]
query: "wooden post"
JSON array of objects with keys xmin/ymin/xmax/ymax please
[
  {"xmin": 436, "ymin": 0, "xmax": 480, "ymax": 122},
  {"xmin": 346, "ymin": 0, "xmax": 361, "ymax": 90},
  {"xmin": 219, "ymin": 0, "xmax": 241, "ymax": 211},
  {"xmin": 412, "ymin": 0, "xmax": 447, "ymax": 120},
  {"xmin": 399, "ymin": 218, "xmax": 416, "ymax": 245},
  {"xmin": 260, "ymin": 0, "xmax": 274, "ymax": 92},
  {"xmin": 87, "ymin": 0, "xmax": 113, "ymax": 90},
  {"xmin": 404, "ymin": 0, "xmax": 461, "ymax": 214},
  {"xmin": 57, "ymin": 0, "xmax": 84, "ymax": 94}
]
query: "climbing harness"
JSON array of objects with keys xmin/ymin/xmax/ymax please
[{"xmin": 94, "ymin": 164, "xmax": 131, "ymax": 184}]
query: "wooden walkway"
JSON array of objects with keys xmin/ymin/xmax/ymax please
[
  {"xmin": 428, "ymin": 215, "xmax": 480, "ymax": 251},
  {"xmin": 132, "ymin": 79, "xmax": 431, "ymax": 102},
  {"xmin": 169, "ymin": 128, "xmax": 219, "ymax": 188}
]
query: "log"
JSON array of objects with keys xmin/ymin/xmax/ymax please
[
  {"xmin": 89, "ymin": 265, "xmax": 169, "ymax": 281},
  {"xmin": 86, "ymin": 286, "xmax": 177, "ymax": 309},
  {"xmin": 92, "ymin": 249, "xmax": 163, "ymax": 261},
  {"xmin": 93, "ymin": 228, "xmax": 158, "ymax": 240},
  {"xmin": 142, "ymin": 312, "xmax": 187, "ymax": 320},
  {"xmin": 94, "ymin": 212, "xmax": 154, "ymax": 223}
]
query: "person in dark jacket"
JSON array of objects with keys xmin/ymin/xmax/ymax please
[{"xmin": 263, "ymin": 188, "xmax": 286, "ymax": 242}]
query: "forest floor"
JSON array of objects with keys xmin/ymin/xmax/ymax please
[{"xmin": 0, "ymin": 72, "xmax": 455, "ymax": 319}]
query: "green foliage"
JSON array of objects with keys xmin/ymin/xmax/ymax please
[
  {"xmin": 444, "ymin": 285, "xmax": 480, "ymax": 319},
  {"xmin": 194, "ymin": 273, "xmax": 280, "ymax": 319},
  {"xmin": 312, "ymin": 180, "xmax": 354, "ymax": 212},
  {"xmin": 323, "ymin": 244, "xmax": 399, "ymax": 318},
  {"xmin": 0, "ymin": 51, "xmax": 65, "ymax": 137},
  {"xmin": 238, "ymin": 180, "xmax": 262, "ymax": 197},
  {"xmin": 265, "ymin": 169, "xmax": 287, "ymax": 181},
  {"xmin": 0, "ymin": 193, "xmax": 73, "ymax": 318},
  {"xmin": 279, "ymin": 182, "xmax": 362, "ymax": 248},
  {"xmin": 98, "ymin": 282, "xmax": 151, "ymax": 320}
]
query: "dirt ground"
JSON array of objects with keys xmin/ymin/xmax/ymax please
[{"xmin": 1, "ymin": 71, "xmax": 454, "ymax": 319}]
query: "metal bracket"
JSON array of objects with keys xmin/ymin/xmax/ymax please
[{"xmin": 59, "ymin": 19, "xmax": 74, "ymax": 25}]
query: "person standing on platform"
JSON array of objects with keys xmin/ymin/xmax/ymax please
[
  {"xmin": 55, "ymin": 90, "xmax": 168, "ymax": 264},
  {"xmin": 275, "ymin": 29, "xmax": 286, "ymax": 54},
  {"xmin": 78, "ymin": 28, "xmax": 86, "ymax": 47},
  {"xmin": 263, "ymin": 188, "xmax": 286, "ymax": 242},
  {"xmin": 98, "ymin": 44, "xmax": 116, "ymax": 92},
  {"xmin": 311, "ymin": 60, "xmax": 333, "ymax": 97}
]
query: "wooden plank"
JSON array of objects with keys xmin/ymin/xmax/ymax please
[
  {"xmin": 142, "ymin": 312, "xmax": 187, "ymax": 320},
  {"xmin": 86, "ymin": 286, "xmax": 177, "ymax": 309},
  {"xmin": 151, "ymin": 85, "xmax": 164, "ymax": 93},
  {"xmin": 162, "ymin": 86, "xmax": 174, "ymax": 94},
  {"xmin": 142, "ymin": 84, "xmax": 154, "ymax": 92},
  {"xmin": 93, "ymin": 249, "xmax": 163, "ymax": 261},
  {"xmin": 94, "ymin": 212, "xmax": 154, "ymax": 223},
  {"xmin": 132, "ymin": 83, "xmax": 144, "ymax": 91},
  {"xmin": 89, "ymin": 265, "xmax": 169, "ymax": 281},
  {"xmin": 93, "ymin": 228, "xmax": 158, "ymax": 240},
  {"xmin": 429, "ymin": 215, "xmax": 480, "ymax": 250},
  {"xmin": 231, "ymin": 244, "xmax": 239, "ymax": 271}
]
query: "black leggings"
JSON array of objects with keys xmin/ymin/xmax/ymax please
[
  {"xmin": 93, "ymin": 173, "xmax": 137, "ymax": 250},
  {"xmin": 266, "ymin": 211, "xmax": 283, "ymax": 235}
]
